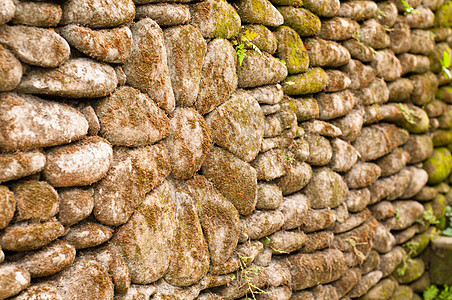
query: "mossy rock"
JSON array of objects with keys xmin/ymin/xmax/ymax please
[
  {"xmin": 237, "ymin": 25, "xmax": 277, "ymax": 54},
  {"xmin": 435, "ymin": 0, "xmax": 452, "ymax": 27},
  {"xmin": 283, "ymin": 67, "xmax": 327, "ymax": 95},
  {"xmin": 423, "ymin": 147, "xmax": 452, "ymax": 184},
  {"xmin": 269, "ymin": 0, "xmax": 302, "ymax": 6},
  {"xmin": 390, "ymin": 285, "xmax": 414, "ymax": 300},
  {"xmin": 393, "ymin": 258, "xmax": 425, "ymax": 284},
  {"xmin": 275, "ymin": 26, "xmax": 309, "ymax": 74},
  {"xmin": 304, "ymin": 0, "xmax": 340, "ymax": 17},
  {"xmin": 432, "ymin": 129, "xmax": 452, "ymax": 146},
  {"xmin": 404, "ymin": 227, "xmax": 437, "ymax": 258},
  {"xmin": 360, "ymin": 278, "xmax": 397, "ymax": 300},
  {"xmin": 429, "ymin": 42, "xmax": 452, "ymax": 74},
  {"xmin": 437, "ymin": 86, "xmax": 452, "ymax": 103},
  {"xmin": 277, "ymin": 6, "xmax": 321, "ymax": 36},
  {"xmin": 235, "ymin": 0, "xmax": 283, "ymax": 27},
  {"xmin": 395, "ymin": 104, "xmax": 429, "ymax": 134},
  {"xmin": 430, "ymin": 236, "xmax": 452, "ymax": 285}
]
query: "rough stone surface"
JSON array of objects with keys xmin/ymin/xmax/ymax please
[
  {"xmin": 0, "ymin": 265, "xmax": 30, "ymax": 300},
  {"xmin": 0, "ymin": 150, "xmax": 45, "ymax": 183},
  {"xmin": 0, "ymin": 45, "xmax": 22, "ymax": 92},
  {"xmin": 136, "ymin": 4, "xmax": 190, "ymax": 26},
  {"xmin": 11, "ymin": 1, "xmax": 61, "ymax": 27},
  {"xmin": 304, "ymin": 167, "xmax": 348, "ymax": 209}
]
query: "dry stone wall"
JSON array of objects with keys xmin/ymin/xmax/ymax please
[{"xmin": 1, "ymin": 0, "xmax": 452, "ymax": 299}]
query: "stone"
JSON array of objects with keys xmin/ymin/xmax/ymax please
[
  {"xmin": 393, "ymin": 258, "xmax": 425, "ymax": 284},
  {"xmin": 388, "ymin": 78, "xmax": 414, "ymax": 102},
  {"xmin": 407, "ymin": 5, "xmax": 435, "ymax": 27},
  {"xmin": 0, "ymin": 150, "xmax": 45, "ymax": 183},
  {"xmin": 330, "ymin": 138, "xmax": 359, "ymax": 172},
  {"xmin": 330, "ymin": 108, "xmax": 364, "ymax": 142},
  {"xmin": 345, "ymin": 188, "xmax": 371, "ymax": 212},
  {"xmin": 265, "ymin": 230, "xmax": 306, "ymax": 254},
  {"xmin": 46, "ymin": 257, "xmax": 114, "ymax": 300},
  {"xmin": 136, "ymin": 4, "xmax": 190, "ymax": 26},
  {"xmin": 348, "ymin": 271, "xmax": 383, "ymax": 298},
  {"xmin": 275, "ymin": 26, "xmax": 309, "ymax": 75},
  {"xmin": 43, "ymin": 137, "xmax": 112, "ymax": 187},
  {"xmin": 0, "ymin": 45, "xmax": 22, "ymax": 92},
  {"xmin": 240, "ymin": 210, "xmax": 284, "ymax": 240},
  {"xmin": 252, "ymin": 149, "xmax": 288, "ymax": 181},
  {"xmin": 164, "ymin": 25, "xmax": 206, "ymax": 107},
  {"xmin": 378, "ymin": 1, "xmax": 398, "ymax": 27},
  {"xmin": 59, "ymin": 25, "xmax": 132, "ymax": 63},
  {"xmin": 11, "ymin": 1, "xmax": 61, "ymax": 27},
  {"xmin": 235, "ymin": 0, "xmax": 283, "ymax": 27},
  {"xmin": 280, "ymin": 96, "xmax": 319, "ymax": 121},
  {"xmin": 60, "ymin": 0, "xmax": 134, "ymax": 28},
  {"xmin": 371, "ymin": 50, "xmax": 402, "ymax": 82},
  {"xmin": 95, "ymin": 86, "xmax": 169, "ymax": 147},
  {"xmin": 400, "ymin": 167, "xmax": 428, "ymax": 199},
  {"xmin": 305, "ymin": 38, "xmax": 351, "ymax": 68},
  {"xmin": 403, "ymin": 134, "xmax": 433, "ymax": 163},
  {"xmin": 301, "ymin": 120, "xmax": 342, "ymax": 137},
  {"xmin": 93, "ymin": 144, "xmax": 171, "ymax": 226},
  {"xmin": 373, "ymin": 223, "xmax": 396, "ymax": 253},
  {"xmin": 58, "ymin": 188, "xmax": 94, "ymax": 226},
  {"xmin": 0, "ymin": 0, "xmax": 14, "ymax": 25},
  {"xmin": 164, "ymin": 191, "xmax": 209, "ymax": 287},
  {"xmin": 80, "ymin": 106, "xmax": 100, "ymax": 136},
  {"xmin": 202, "ymin": 146, "xmax": 257, "ymax": 216},
  {"xmin": 391, "ymin": 286, "xmax": 414, "ymax": 300},
  {"xmin": 288, "ymin": 249, "xmax": 348, "ymax": 290},
  {"xmin": 378, "ymin": 246, "xmax": 405, "ymax": 277},
  {"xmin": 399, "ymin": 53, "xmax": 430, "ymax": 75},
  {"xmin": 17, "ymin": 58, "xmax": 118, "ymax": 98},
  {"xmin": 256, "ymin": 286, "xmax": 292, "ymax": 299},
  {"xmin": 189, "ymin": 0, "xmax": 241, "ymax": 39},
  {"xmin": 194, "ymin": 38, "xmax": 237, "ymax": 115},
  {"xmin": 237, "ymin": 50, "xmax": 287, "ymax": 88},
  {"xmin": 355, "ymin": 78, "xmax": 389, "ymax": 106},
  {"xmin": 62, "ymin": 222, "xmax": 113, "ymax": 249},
  {"xmin": 0, "ymin": 220, "xmax": 64, "ymax": 252},
  {"xmin": 390, "ymin": 17, "xmax": 412, "ymax": 55},
  {"xmin": 303, "ymin": 0, "xmax": 340, "ymax": 17},
  {"xmin": 14, "ymin": 240, "xmax": 75, "ymax": 278},
  {"xmin": 423, "ymin": 147, "xmax": 452, "ymax": 185},
  {"xmin": 304, "ymin": 167, "xmax": 348, "ymax": 209},
  {"xmin": 414, "ymin": 186, "xmax": 438, "ymax": 202},
  {"xmin": 114, "ymin": 285, "xmax": 156, "ymax": 299},
  {"xmin": 278, "ymin": 193, "xmax": 310, "ymax": 230},
  {"xmin": 283, "ymin": 68, "xmax": 328, "ymax": 96},
  {"xmin": 277, "ymin": 7, "xmax": 321, "ymax": 36},
  {"xmin": 123, "ymin": 18, "xmax": 174, "ymax": 113},
  {"xmin": 301, "ymin": 208, "xmax": 337, "ymax": 233},
  {"xmin": 206, "ymin": 90, "xmax": 264, "ymax": 162},
  {"xmin": 315, "ymin": 90, "xmax": 356, "ymax": 120},
  {"xmin": 274, "ymin": 160, "xmax": 312, "ymax": 196},
  {"xmin": 376, "ymin": 148, "xmax": 410, "ymax": 177},
  {"xmin": 353, "ymin": 123, "xmax": 401, "ymax": 161},
  {"xmin": 0, "ymin": 265, "xmax": 30, "ymax": 300},
  {"xmin": 0, "ymin": 25, "xmax": 69, "ymax": 67},
  {"xmin": 361, "ymin": 278, "xmax": 397, "ymax": 300},
  {"xmin": 110, "ymin": 180, "xmax": 175, "ymax": 285},
  {"xmin": 12, "ymin": 180, "xmax": 59, "ymax": 222},
  {"xmin": 318, "ymin": 17, "xmax": 359, "ymax": 41},
  {"xmin": 0, "ymin": 186, "xmax": 15, "ymax": 230},
  {"xmin": 10, "ymin": 284, "xmax": 62, "ymax": 300},
  {"xmin": 392, "ymin": 201, "xmax": 424, "ymax": 230},
  {"xmin": 331, "ymin": 268, "xmax": 361, "ymax": 297},
  {"xmin": 370, "ymin": 201, "xmax": 395, "ymax": 221},
  {"xmin": 338, "ymin": 1, "xmax": 378, "ymax": 20},
  {"xmin": 341, "ymin": 59, "xmax": 376, "ymax": 90},
  {"xmin": 300, "ymin": 231, "xmax": 334, "ymax": 253},
  {"xmin": 342, "ymin": 38, "xmax": 376, "ymax": 62},
  {"xmin": 344, "ymin": 162, "xmax": 381, "ymax": 189},
  {"xmin": 410, "ymin": 72, "xmax": 438, "ymax": 106},
  {"xmin": 430, "ymin": 236, "xmax": 452, "ymax": 285},
  {"xmin": 358, "ymin": 19, "xmax": 390, "ymax": 49},
  {"xmin": 410, "ymin": 29, "xmax": 435, "ymax": 55},
  {"xmin": 238, "ymin": 25, "xmax": 278, "ymax": 55},
  {"xmin": 304, "ymin": 133, "xmax": 332, "ymax": 166},
  {"xmin": 325, "ymin": 69, "xmax": 351, "ymax": 92}
]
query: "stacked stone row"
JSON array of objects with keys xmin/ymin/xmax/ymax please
[{"xmin": 0, "ymin": 0, "xmax": 450, "ymax": 299}]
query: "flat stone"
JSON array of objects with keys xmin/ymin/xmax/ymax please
[
  {"xmin": 11, "ymin": 1, "xmax": 61, "ymax": 27},
  {"xmin": 301, "ymin": 120, "xmax": 342, "ymax": 138},
  {"xmin": 237, "ymin": 50, "xmax": 288, "ymax": 88},
  {"xmin": 344, "ymin": 162, "xmax": 381, "ymax": 189},
  {"xmin": 325, "ymin": 69, "xmax": 351, "ymax": 92},
  {"xmin": 95, "ymin": 86, "xmax": 170, "ymax": 147},
  {"xmin": 0, "ymin": 219, "xmax": 64, "ymax": 252},
  {"xmin": 240, "ymin": 210, "xmax": 284, "ymax": 241},
  {"xmin": 80, "ymin": 106, "xmax": 100, "ymax": 136},
  {"xmin": 0, "ymin": 186, "xmax": 14, "ymax": 230},
  {"xmin": 0, "ymin": 25, "xmax": 69, "ymax": 67},
  {"xmin": 0, "ymin": 0, "xmax": 15, "ymax": 25},
  {"xmin": 202, "ymin": 146, "xmax": 258, "ymax": 216},
  {"xmin": 10, "ymin": 284, "xmax": 62, "ymax": 300},
  {"xmin": 331, "ymin": 268, "xmax": 361, "ymax": 297},
  {"xmin": 377, "ymin": 2, "xmax": 398, "ymax": 27},
  {"xmin": 60, "ymin": 0, "xmax": 135, "ymax": 28},
  {"xmin": 59, "ymin": 25, "xmax": 132, "ymax": 63},
  {"xmin": 110, "ymin": 180, "xmax": 176, "ymax": 284},
  {"xmin": 399, "ymin": 53, "xmax": 430, "ymax": 75},
  {"xmin": 136, "ymin": 4, "xmax": 190, "ymax": 26},
  {"xmin": 370, "ymin": 201, "xmax": 395, "ymax": 221},
  {"xmin": 376, "ymin": 148, "xmax": 410, "ymax": 177},
  {"xmin": 235, "ymin": 0, "xmax": 283, "ymax": 27},
  {"xmin": 278, "ymin": 192, "xmax": 310, "ymax": 230},
  {"xmin": 372, "ymin": 223, "xmax": 396, "ymax": 253},
  {"xmin": 277, "ymin": 7, "xmax": 321, "ymax": 36},
  {"xmin": 257, "ymin": 183, "xmax": 283, "ymax": 210},
  {"xmin": 410, "ymin": 29, "xmax": 435, "ymax": 55},
  {"xmin": 358, "ymin": 19, "xmax": 390, "ymax": 49},
  {"xmin": 342, "ymin": 38, "xmax": 376, "ymax": 62},
  {"xmin": 207, "ymin": 90, "xmax": 264, "ymax": 162},
  {"xmin": 17, "ymin": 58, "xmax": 118, "ymax": 98},
  {"xmin": 189, "ymin": 0, "xmax": 241, "ymax": 39},
  {"xmin": 338, "ymin": 1, "xmax": 378, "ymax": 21},
  {"xmin": 93, "ymin": 143, "xmax": 171, "ymax": 226},
  {"xmin": 123, "ymin": 18, "xmax": 174, "ymax": 113},
  {"xmin": 304, "ymin": 167, "xmax": 348, "ymax": 209},
  {"xmin": 341, "ymin": 59, "xmax": 376, "ymax": 90},
  {"xmin": 361, "ymin": 250, "xmax": 380, "ymax": 274},
  {"xmin": 58, "ymin": 188, "xmax": 94, "ymax": 226},
  {"xmin": 315, "ymin": 89, "xmax": 356, "ymax": 120},
  {"xmin": 353, "ymin": 123, "xmax": 401, "ymax": 161},
  {"xmin": 275, "ymin": 26, "xmax": 309, "ymax": 75},
  {"xmin": 361, "ymin": 278, "xmax": 397, "ymax": 300},
  {"xmin": 371, "ymin": 49, "xmax": 402, "ymax": 81},
  {"xmin": 248, "ymin": 85, "xmax": 283, "ymax": 105},
  {"xmin": 14, "ymin": 240, "xmax": 76, "ymax": 278},
  {"xmin": 264, "ymin": 109, "xmax": 297, "ymax": 138},
  {"xmin": 400, "ymin": 167, "xmax": 428, "ymax": 198},
  {"xmin": 303, "ymin": 0, "xmax": 340, "ymax": 17},
  {"xmin": 274, "ymin": 160, "xmax": 312, "ymax": 196},
  {"xmin": 403, "ymin": 134, "xmax": 433, "ymax": 164},
  {"xmin": 305, "ymin": 38, "xmax": 351, "ymax": 67},
  {"xmin": 355, "ymin": 78, "xmax": 389, "ymax": 106},
  {"xmin": 62, "ymin": 222, "xmax": 113, "ymax": 249},
  {"xmin": 251, "ymin": 149, "xmax": 288, "ymax": 181},
  {"xmin": 43, "ymin": 136, "xmax": 112, "ymax": 187},
  {"xmin": 194, "ymin": 38, "xmax": 237, "ymax": 115},
  {"xmin": 378, "ymin": 246, "xmax": 405, "ymax": 277},
  {"xmin": 390, "ymin": 17, "xmax": 412, "ymax": 54},
  {"xmin": 0, "ymin": 150, "xmax": 45, "ymax": 183},
  {"xmin": 114, "ymin": 284, "xmax": 156, "ymax": 300},
  {"xmin": 238, "ymin": 25, "xmax": 278, "ymax": 55},
  {"xmin": 318, "ymin": 17, "xmax": 359, "ymax": 41},
  {"xmin": 0, "ymin": 45, "xmax": 22, "ymax": 92},
  {"xmin": 392, "ymin": 201, "xmax": 424, "ymax": 230},
  {"xmin": 333, "ymin": 209, "xmax": 370, "ymax": 234},
  {"xmin": 165, "ymin": 108, "xmax": 212, "ymax": 179},
  {"xmin": 12, "ymin": 180, "xmax": 59, "ymax": 222},
  {"xmin": 330, "ymin": 138, "xmax": 358, "ymax": 172},
  {"xmin": 393, "ymin": 258, "xmax": 425, "ymax": 284},
  {"xmin": 304, "ymin": 133, "xmax": 332, "ymax": 166},
  {"xmin": 410, "ymin": 72, "xmax": 438, "ymax": 106},
  {"xmin": 330, "ymin": 108, "xmax": 364, "ymax": 142},
  {"xmin": 0, "ymin": 265, "xmax": 30, "ymax": 300}
]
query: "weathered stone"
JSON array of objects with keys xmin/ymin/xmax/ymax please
[
  {"xmin": 353, "ymin": 123, "xmax": 401, "ymax": 161},
  {"xmin": 207, "ymin": 90, "xmax": 263, "ymax": 162},
  {"xmin": 0, "ymin": 150, "xmax": 45, "ymax": 183},
  {"xmin": 345, "ymin": 188, "xmax": 370, "ymax": 212},
  {"xmin": 392, "ymin": 201, "xmax": 424, "ymax": 230},
  {"xmin": 399, "ymin": 53, "xmax": 430, "ymax": 75},
  {"xmin": 425, "ymin": 99, "xmax": 447, "ymax": 118},
  {"xmin": 361, "ymin": 278, "xmax": 397, "ymax": 300},
  {"xmin": 342, "ymin": 38, "xmax": 376, "ymax": 62},
  {"xmin": 377, "ymin": 1, "xmax": 398, "ymax": 27},
  {"xmin": 393, "ymin": 258, "xmax": 425, "ymax": 284},
  {"xmin": 275, "ymin": 26, "xmax": 309, "ymax": 75},
  {"xmin": 235, "ymin": 0, "xmax": 283, "ymax": 27},
  {"xmin": 371, "ymin": 49, "xmax": 402, "ymax": 81},
  {"xmin": 10, "ymin": 284, "xmax": 62, "ymax": 300},
  {"xmin": 0, "ymin": 220, "xmax": 64, "ymax": 252},
  {"xmin": 93, "ymin": 144, "xmax": 171, "ymax": 226},
  {"xmin": 136, "ymin": 4, "xmax": 190, "ymax": 26},
  {"xmin": 274, "ymin": 160, "xmax": 312, "ymax": 196},
  {"xmin": 17, "ymin": 58, "xmax": 118, "ymax": 98},
  {"xmin": 304, "ymin": 167, "xmax": 347, "ymax": 209},
  {"xmin": 260, "ymin": 104, "xmax": 281, "ymax": 115},
  {"xmin": 345, "ymin": 162, "xmax": 381, "ymax": 189},
  {"xmin": 361, "ymin": 250, "xmax": 380, "ymax": 274},
  {"xmin": 62, "ymin": 222, "xmax": 113, "ymax": 249},
  {"xmin": 280, "ymin": 96, "xmax": 319, "ymax": 122},
  {"xmin": 277, "ymin": 7, "xmax": 320, "ymax": 36},
  {"xmin": 403, "ymin": 134, "xmax": 433, "ymax": 164},
  {"xmin": 423, "ymin": 147, "xmax": 452, "ymax": 184},
  {"xmin": 58, "ymin": 188, "xmax": 93, "ymax": 226},
  {"xmin": 376, "ymin": 148, "xmax": 410, "ymax": 177},
  {"xmin": 0, "ymin": 45, "xmax": 22, "ymax": 92},
  {"xmin": 414, "ymin": 186, "xmax": 438, "ymax": 202},
  {"xmin": 303, "ymin": 0, "xmax": 340, "ymax": 17},
  {"xmin": 410, "ymin": 72, "xmax": 438, "ymax": 106},
  {"xmin": 300, "ymin": 231, "xmax": 334, "ymax": 253},
  {"xmin": 59, "ymin": 25, "xmax": 132, "ymax": 63},
  {"xmin": 110, "ymin": 180, "xmax": 175, "ymax": 284},
  {"xmin": 0, "ymin": 265, "xmax": 30, "ymax": 300},
  {"xmin": 338, "ymin": 1, "xmax": 378, "ymax": 21},
  {"xmin": 355, "ymin": 78, "xmax": 389, "ymax": 106},
  {"xmin": 305, "ymin": 38, "xmax": 350, "ymax": 68},
  {"xmin": 357, "ymin": 19, "xmax": 390, "ymax": 50},
  {"xmin": 164, "ymin": 25, "xmax": 206, "ymax": 107},
  {"xmin": 341, "ymin": 59, "xmax": 376, "ymax": 90},
  {"xmin": 288, "ymin": 249, "xmax": 347, "ymax": 290},
  {"xmin": 301, "ymin": 120, "xmax": 342, "ymax": 137},
  {"xmin": 325, "ymin": 69, "xmax": 351, "ymax": 92},
  {"xmin": 0, "ymin": 25, "xmax": 69, "ymax": 67},
  {"xmin": 256, "ymin": 286, "xmax": 292, "ymax": 299},
  {"xmin": 301, "ymin": 208, "xmax": 337, "ymax": 233},
  {"xmin": 378, "ymin": 246, "xmax": 405, "ymax": 277},
  {"xmin": 400, "ymin": 167, "xmax": 428, "ymax": 199},
  {"xmin": 238, "ymin": 25, "xmax": 278, "ymax": 55},
  {"xmin": 410, "ymin": 29, "xmax": 435, "ymax": 55},
  {"xmin": 304, "ymin": 133, "xmax": 332, "ymax": 166},
  {"xmin": 437, "ymin": 86, "xmax": 452, "ymax": 103},
  {"xmin": 114, "ymin": 284, "xmax": 156, "ymax": 300},
  {"xmin": 240, "ymin": 210, "xmax": 284, "ymax": 241},
  {"xmin": 315, "ymin": 90, "xmax": 356, "ymax": 120},
  {"xmin": 330, "ymin": 108, "xmax": 364, "ymax": 142},
  {"xmin": 370, "ymin": 201, "xmax": 395, "ymax": 221},
  {"xmin": 363, "ymin": 105, "xmax": 383, "ymax": 125},
  {"xmin": 373, "ymin": 223, "xmax": 396, "ymax": 253},
  {"xmin": 202, "ymin": 146, "xmax": 257, "ymax": 216},
  {"xmin": 310, "ymin": 285, "xmax": 339, "ymax": 300},
  {"xmin": 348, "ymin": 271, "xmax": 383, "ymax": 298},
  {"xmin": 150, "ymin": 279, "xmax": 202, "ymax": 299},
  {"xmin": 252, "ymin": 149, "xmax": 288, "ymax": 181},
  {"xmin": 333, "ymin": 209, "xmax": 370, "ymax": 234},
  {"xmin": 388, "ymin": 78, "xmax": 414, "ymax": 102},
  {"xmin": 439, "ymin": 105, "xmax": 452, "ymax": 128},
  {"xmin": 79, "ymin": 106, "xmax": 100, "ymax": 136},
  {"xmin": 283, "ymin": 68, "xmax": 327, "ymax": 96},
  {"xmin": 265, "ymin": 230, "xmax": 306, "ymax": 254},
  {"xmin": 278, "ymin": 193, "xmax": 310, "ymax": 230},
  {"xmin": 430, "ymin": 236, "xmax": 452, "ymax": 285},
  {"xmin": 194, "ymin": 38, "xmax": 237, "ymax": 114},
  {"xmin": 406, "ymin": 5, "xmax": 435, "ymax": 28},
  {"xmin": 11, "ymin": 1, "xmax": 61, "ymax": 27},
  {"xmin": 318, "ymin": 17, "xmax": 359, "ymax": 41},
  {"xmin": 0, "ymin": 0, "xmax": 14, "ymax": 25},
  {"xmin": 330, "ymin": 138, "xmax": 358, "ymax": 172},
  {"xmin": 331, "ymin": 268, "xmax": 361, "ymax": 298},
  {"xmin": 0, "ymin": 186, "xmax": 14, "ymax": 230},
  {"xmin": 60, "ymin": 0, "xmax": 134, "ymax": 28}
]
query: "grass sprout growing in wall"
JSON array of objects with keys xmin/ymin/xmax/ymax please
[
  {"xmin": 401, "ymin": 0, "xmax": 420, "ymax": 14},
  {"xmin": 396, "ymin": 103, "xmax": 417, "ymax": 125},
  {"xmin": 237, "ymin": 255, "xmax": 268, "ymax": 299},
  {"xmin": 424, "ymin": 284, "xmax": 452, "ymax": 300},
  {"xmin": 440, "ymin": 51, "xmax": 452, "ymax": 79},
  {"xmin": 233, "ymin": 30, "xmax": 261, "ymax": 66}
]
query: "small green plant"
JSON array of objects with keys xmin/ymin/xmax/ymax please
[
  {"xmin": 284, "ymin": 155, "xmax": 294, "ymax": 162},
  {"xmin": 440, "ymin": 51, "xmax": 452, "ymax": 79},
  {"xmin": 396, "ymin": 103, "xmax": 417, "ymax": 125},
  {"xmin": 284, "ymin": 81, "xmax": 295, "ymax": 86},
  {"xmin": 377, "ymin": 8, "xmax": 387, "ymax": 20},
  {"xmin": 404, "ymin": 240, "xmax": 420, "ymax": 256},
  {"xmin": 442, "ymin": 206, "xmax": 452, "ymax": 236},
  {"xmin": 417, "ymin": 210, "xmax": 439, "ymax": 226},
  {"xmin": 401, "ymin": 0, "xmax": 420, "ymax": 14},
  {"xmin": 395, "ymin": 209, "xmax": 401, "ymax": 223},
  {"xmin": 424, "ymin": 285, "xmax": 452, "ymax": 300},
  {"xmin": 237, "ymin": 256, "xmax": 268, "ymax": 299},
  {"xmin": 233, "ymin": 30, "xmax": 261, "ymax": 66},
  {"xmin": 424, "ymin": 285, "xmax": 440, "ymax": 300},
  {"xmin": 396, "ymin": 257, "xmax": 413, "ymax": 276}
]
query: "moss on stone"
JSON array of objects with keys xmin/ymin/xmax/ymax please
[
  {"xmin": 423, "ymin": 147, "xmax": 452, "ymax": 185},
  {"xmin": 283, "ymin": 67, "xmax": 327, "ymax": 95},
  {"xmin": 275, "ymin": 26, "xmax": 309, "ymax": 74}
]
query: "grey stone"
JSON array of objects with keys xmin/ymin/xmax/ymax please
[
  {"xmin": 355, "ymin": 78, "xmax": 389, "ymax": 106},
  {"xmin": 194, "ymin": 38, "xmax": 237, "ymax": 115},
  {"xmin": 301, "ymin": 120, "xmax": 342, "ymax": 137},
  {"xmin": 0, "ymin": 186, "xmax": 14, "ymax": 230},
  {"xmin": 400, "ymin": 167, "xmax": 428, "ymax": 199},
  {"xmin": 390, "ymin": 17, "xmax": 412, "ymax": 54},
  {"xmin": 325, "ymin": 69, "xmax": 351, "ymax": 92},
  {"xmin": 0, "ymin": 150, "xmax": 45, "ymax": 183},
  {"xmin": 264, "ymin": 109, "xmax": 296, "ymax": 138},
  {"xmin": 123, "ymin": 18, "xmax": 174, "ymax": 113},
  {"xmin": 304, "ymin": 167, "xmax": 348, "ymax": 209},
  {"xmin": 330, "ymin": 138, "xmax": 358, "ymax": 172},
  {"xmin": 315, "ymin": 90, "xmax": 356, "ymax": 120},
  {"xmin": 305, "ymin": 38, "xmax": 351, "ymax": 68},
  {"xmin": 62, "ymin": 222, "xmax": 113, "ymax": 249},
  {"xmin": 378, "ymin": 246, "xmax": 406, "ymax": 277},
  {"xmin": 373, "ymin": 223, "xmax": 396, "ymax": 253},
  {"xmin": 392, "ymin": 201, "xmax": 424, "ymax": 230},
  {"xmin": 376, "ymin": 148, "xmax": 410, "ymax": 177},
  {"xmin": 93, "ymin": 144, "xmax": 171, "ymax": 226},
  {"xmin": 17, "ymin": 58, "xmax": 118, "ymax": 98},
  {"xmin": 342, "ymin": 38, "xmax": 376, "ymax": 62},
  {"xmin": 0, "ymin": 45, "xmax": 22, "ymax": 92},
  {"xmin": 60, "ymin": 0, "xmax": 135, "ymax": 28},
  {"xmin": 235, "ymin": 0, "xmax": 283, "ymax": 27},
  {"xmin": 95, "ymin": 86, "xmax": 169, "ymax": 147},
  {"xmin": 358, "ymin": 19, "xmax": 391, "ymax": 49},
  {"xmin": 330, "ymin": 108, "xmax": 364, "ymax": 142},
  {"xmin": 59, "ymin": 25, "xmax": 132, "ymax": 63},
  {"xmin": 370, "ymin": 201, "xmax": 395, "ymax": 221},
  {"xmin": 11, "ymin": 1, "xmax": 61, "ymax": 27},
  {"xmin": 341, "ymin": 59, "xmax": 376, "ymax": 90},
  {"xmin": 353, "ymin": 123, "xmax": 402, "ymax": 161},
  {"xmin": 136, "ymin": 4, "xmax": 190, "ymax": 26},
  {"xmin": 345, "ymin": 188, "xmax": 371, "ymax": 212},
  {"xmin": 240, "ymin": 210, "xmax": 284, "ymax": 240},
  {"xmin": 252, "ymin": 149, "xmax": 288, "ymax": 181},
  {"xmin": 58, "ymin": 188, "xmax": 94, "ymax": 226},
  {"xmin": 403, "ymin": 134, "xmax": 433, "ymax": 163},
  {"xmin": 333, "ymin": 209, "xmax": 371, "ymax": 234},
  {"xmin": 0, "ymin": 265, "xmax": 30, "ymax": 300},
  {"xmin": 348, "ymin": 271, "xmax": 383, "ymax": 298},
  {"xmin": 301, "ymin": 208, "xmax": 337, "ymax": 233},
  {"xmin": 0, "ymin": 25, "xmax": 69, "ymax": 67}
]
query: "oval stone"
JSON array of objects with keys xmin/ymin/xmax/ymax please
[
  {"xmin": 304, "ymin": 167, "xmax": 348, "ymax": 209},
  {"xmin": 0, "ymin": 265, "xmax": 30, "ymax": 300},
  {"xmin": 62, "ymin": 222, "xmax": 113, "ymax": 249},
  {"xmin": 0, "ymin": 186, "xmax": 15, "ymax": 230},
  {"xmin": 0, "ymin": 44, "xmax": 22, "ymax": 92},
  {"xmin": 0, "ymin": 150, "xmax": 45, "ymax": 183}
]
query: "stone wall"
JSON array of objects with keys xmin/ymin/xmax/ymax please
[{"xmin": 1, "ymin": 0, "xmax": 452, "ymax": 299}]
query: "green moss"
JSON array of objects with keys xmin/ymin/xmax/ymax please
[
  {"xmin": 394, "ymin": 258, "xmax": 425, "ymax": 284},
  {"xmin": 437, "ymin": 86, "xmax": 452, "ymax": 103},
  {"xmin": 283, "ymin": 67, "xmax": 327, "ymax": 95},
  {"xmin": 277, "ymin": 6, "xmax": 321, "ymax": 37},
  {"xmin": 423, "ymin": 147, "xmax": 452, "ymax": 185},
  {"xmin": 212, "ymin": 0, "xmax": 241, "ymax": 38},
  {"xmin": 275, "ymin": 26, "xmax": 309, "ymax": 74},
  {"xmin": 435, "ymin": 1, "xmax": 452, "ymax": 28},
  {"xmin": 432, "ymin": 130, "xmax": 452, "ymax": 146}
]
